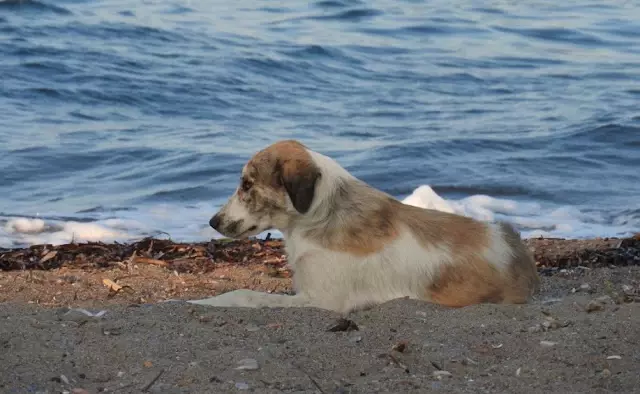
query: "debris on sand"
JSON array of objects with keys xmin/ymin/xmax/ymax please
[
  {"xmin": 1, "ymin": 234, "xmax": 639, "ymax": 309},
  {"xmin": 432, "ymin": 370, "xmax": 452, "ymax": 379},
  {"xmin": 2, "ymin": 235, "xmax": 639, "ymax": 274},
  {"xmin": 392, "ymin": 341, "xmax": 408, "ymax": 353},
  {"xmin": 527, "ymin": 235, "xmax": 640, "ymax": 271},
  {"xmin": 0, "ymin": 237, "xmax": 290, "ymax": 274},
  {"xmin": 586, "ymin": 300, "xmax": 604, "ymax": 313}
]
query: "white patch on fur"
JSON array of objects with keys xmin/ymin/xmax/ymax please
[
  {"xmin": 483, "ymin": 223, "xmax": 515, "ymax": 272},
  {"xmin": 216, "ymin": 190, "xmax": 267, "ymax": 237},
  {"xmin": 285, "ymin": 228, "xmax": 453, "ymax": 314}
]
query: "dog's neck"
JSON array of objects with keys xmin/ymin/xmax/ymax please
[{"xmin": 282, "ymin": 149, "xmax": 391, "ymax": 236}]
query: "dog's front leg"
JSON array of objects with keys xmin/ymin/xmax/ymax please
[{"xmin": 187, "ymin": 289, "xmax": 313, "ymax": 309}]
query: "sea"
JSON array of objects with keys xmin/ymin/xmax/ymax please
[{"xmin": 1, "ymin": 0, "xmax": 639, "ymax": 248}]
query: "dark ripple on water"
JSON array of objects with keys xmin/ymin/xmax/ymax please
[{"xmin": 0, "ymin": 0, "xmax": 639, "ymax": 245}]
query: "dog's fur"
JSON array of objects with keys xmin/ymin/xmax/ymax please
[{"xmin": 189, "ymin": 140, "xmax": 540, "ymax": 314}]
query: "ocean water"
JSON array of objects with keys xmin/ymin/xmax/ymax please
[{"xmin": 1, "ymin": 0, "xmax": 639, "ymax": 248}]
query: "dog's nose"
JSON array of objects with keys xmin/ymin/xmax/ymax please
[{"xmin": 209, "ymin": 214, "xmax": 221, "ymax": 229}]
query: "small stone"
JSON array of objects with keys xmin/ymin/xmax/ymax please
[
  {"xmin": 540, "ymin": 340, "xmax": 557, "ymax": 347},
  {"xmin": 349, "ymin": 335, "xmax": 362, "ymax": 343},
  {"xmin": 416, "ymin": 311, "xmax": 428, "ymax": 318},
  {"xmin": 245, "ymin": 323, "xmax": 260, "ymax": 332},
  {"xmin": 606, "ymin": 355, "xmax": 622, "ymax": 360},
  {"xmin": 60, "ymin": 375, "xmax": 70, "ymax": 385},
  {"xmin": 580, "ymin": 283, "xmax": 591, "ymax": 292},
  {"xmin": 235, "ymin": 358, "xmax": 259, "ymax": 371},
  {"xmin": 515, "ymin": 367, "xmax": 522, "ymax": 377},
  {"xmin": 432, "ymin": 370, "xmax": 452, "ymax": 379},
  {"xmin": 586, "ymin": 300, "xmax": 604, "ymax": 313},
  {"xmin": 117, "ymin": 371, "xmax": 125, "ymax": 378},
  {"xmin": 235, "ymin": 382, "xmax": 250, "ymax": 390}
]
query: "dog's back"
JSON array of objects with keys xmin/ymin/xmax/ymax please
[{"xmin": 287, "ymin": 172, "xmax": 540, "ymax": 312}]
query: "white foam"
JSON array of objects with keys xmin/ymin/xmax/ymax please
[
  {"xmin": 401, "ymin": 185, "xmax": 638, "ymax": 239},
  {"xmin": 1, "ymin": 218, "xmax": 135, "ymax": 248},
  {"xmin": 401, "ymin": 185, "xmax": 456, "ymax": 214},
  {"xmin": 1, "ymin": 185, "xmax": 637, "ymax": 248},
  {"xmin": 4, "ymin": 218, "xmax": 46, "ymax": 234}
]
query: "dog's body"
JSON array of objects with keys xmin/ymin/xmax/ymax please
[{"xmin": 190, "ymin": 140, "xmax": 540, "ymax": 314}]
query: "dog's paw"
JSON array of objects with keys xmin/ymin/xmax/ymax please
[{"xmin": 187, "ymin": 289, "xmax": 265, "ymax": 308}]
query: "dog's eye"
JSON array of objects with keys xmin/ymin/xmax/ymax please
[{"xmin": 241, "ymin": 179, "xmax": 253, "ymax": 192}]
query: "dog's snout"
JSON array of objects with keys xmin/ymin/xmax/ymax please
[{"xmin": 209, "ymin": 214, "xmax": 222, "ymax": 229}]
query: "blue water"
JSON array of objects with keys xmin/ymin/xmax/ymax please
[{"xmin": 1, "ymin": 0, "xmax": 639, "ymax": 247}]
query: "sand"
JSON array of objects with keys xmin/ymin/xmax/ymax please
[{"xmin": 1, "ymin": 236, "xmax": 639, "ymax": 393}]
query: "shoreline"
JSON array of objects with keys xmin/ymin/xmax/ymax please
[
  {"xmin": 2, "ymin": 233, "xmax": 639, "ymax": 270},
  {"xmin": 0, "ymin": 234, "xmax": 638, "ymax": 309}
]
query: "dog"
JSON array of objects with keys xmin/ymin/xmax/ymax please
[{"xmin": 189, "ymin": 140, "xmax": 540, "ymax": 314}]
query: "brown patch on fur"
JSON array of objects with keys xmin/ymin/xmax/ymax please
[
  {"xmin": 428, "ymin": 258, "xmax": 506, "ymax": 308},
  {"xmin": 426, "ymin": 222, "xmax": 540, "ymax": 307},
  {"xmin": 395, "ymin": 201, "xmax": 489, "ymax": 255},
  {"xmin": 305, "ymin": 181, "xmax": 488, "ymax": 257}
]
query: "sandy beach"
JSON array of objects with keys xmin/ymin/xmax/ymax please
[{"xmin": 1, "ymin": 235, "xmax": 639, "ymax": 393}]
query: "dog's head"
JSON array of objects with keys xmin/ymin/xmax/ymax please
[{"xmin": 209, "ymin": 140, "xmax": 321, "ymax": 238}]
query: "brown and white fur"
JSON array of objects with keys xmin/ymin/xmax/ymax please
[{"xmin": 189, "ymin": 140, "xmax": 540, "ymax": 314}]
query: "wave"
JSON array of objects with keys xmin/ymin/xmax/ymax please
[{"xmin": 2, "ymin": 185, "xmax": 637, "ymax": 249}]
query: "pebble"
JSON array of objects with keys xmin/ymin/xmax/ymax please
[
  {"xmin": 606, "ymin": 355, "xmax": 622, "ymax": 360},
  {"xmin": 540, "ymin": 340, "xmax": 557, "ymax": 347},
  {"xmin": 235, "ymin": 358, "xmax": 259, "ymax": 371},
  {"xmin": 245, "ymin": 323, "xmax": 260, "ymax": 332},
  {"xmin": 235, "ymin": 382, "xmax": 250, "ymax": 390}
]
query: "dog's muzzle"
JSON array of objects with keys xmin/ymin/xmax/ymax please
[{"xmin": 209, "ymin": 214, "xmax": 222, "ymax": 230}]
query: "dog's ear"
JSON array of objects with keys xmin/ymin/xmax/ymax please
[{"xmin": 279, "ymin": 159, "xmax": 320, "ymax": 214}]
